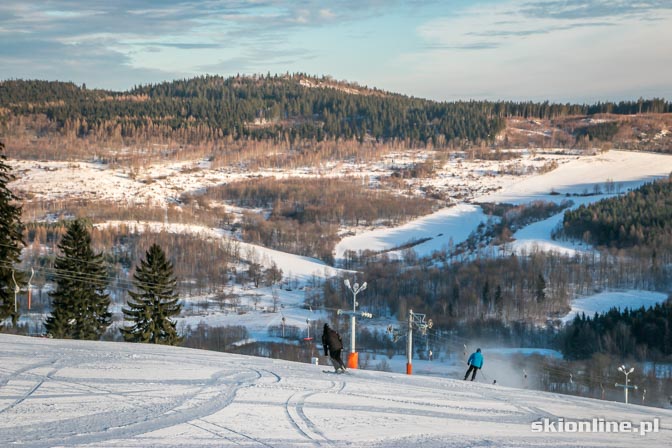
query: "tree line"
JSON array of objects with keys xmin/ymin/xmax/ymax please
[
  {"xmin": 562, "ymin": 302, "xmax": 672, "ymax": 360},
  {"xmin": 4, "ymin": 75, "xmax": 668, "ymax": 151},
  {"xmin": 0, "ymin": 75, "xmax": 505, "ymax": 147},
  {"xmin": 560, "ymin": 177, "xmax": 672, "ymax": 249}
]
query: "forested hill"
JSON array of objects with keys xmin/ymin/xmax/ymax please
[
  {"xmin": 1, "ymin": 74, "xmax": 670, "ymax": 148},
  {"xmin": 560, "ymin": 177, "xmax": 672, "ymax": 251}
]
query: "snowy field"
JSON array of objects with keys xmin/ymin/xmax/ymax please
[{"xmin": 1, "ymin": 334, "xmax": 670, "ymax": 448}]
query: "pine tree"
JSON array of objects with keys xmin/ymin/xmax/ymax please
[
  {"xmin": 121, "ymin": 244, "xmax": 182, "ymax": 345},
  {"xmin": 0, "ymin": 142, "xmax": 25, "ymax": 326},
  {"xmin": 45, "ymin": 219, "xmax": 111, "ymax": 339}
]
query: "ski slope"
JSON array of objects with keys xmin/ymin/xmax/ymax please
[
  {"xmin": 560, "ymin": 290, "xmax": 669, "ymax": 323},
  {"xmin": 1, "ymin": 334, "xmax": 670, "ymax": 448},
  {"xmin": 336, "ymin": 151, "xmax": 672, "ymax": 261}
]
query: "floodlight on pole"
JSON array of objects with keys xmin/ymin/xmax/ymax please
[
  {"xmin": 340, "ymin": 278, "xmax": 368, "ymax": 369},
  {"xmin": 616, "ymin": 365, "xmax": 637, "ymax": 404}
]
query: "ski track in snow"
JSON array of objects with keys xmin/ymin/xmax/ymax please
[{"xmin": 1, "ymin": 335, "xmax": 671, "ymax": 447}]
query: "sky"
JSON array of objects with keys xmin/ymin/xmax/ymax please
[{"xmin": 1, "ymin": 0, "xmax": 671, "ymax": 102}]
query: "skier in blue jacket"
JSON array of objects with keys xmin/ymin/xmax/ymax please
[{"xmin": 464, "ymin": 348, "xmax": 483, "ymax": 381}]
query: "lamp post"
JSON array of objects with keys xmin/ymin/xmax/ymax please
[
  {"xmin": 12, "ymin": 270, "xmax": 19, "ymax": 313},
  {"xmin": 616, "ymin": 365, "xmax": 636, "ymax": 404},
  {"xmin": 342, "ymin": 279, "xmax": 367, "ymax": 369}
]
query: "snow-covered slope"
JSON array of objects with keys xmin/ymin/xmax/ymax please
[
  {"xmin": 1, "ymin": 334, "xmax": 670, "ymax": 447},
  {"xmin": 335, "ymin": 203, "xmax": 488, "ymax": 260},
  {"xmin": 560, "ymin": 290, "xmax": 669, "ymax": 323},
  {"xmin": 97, "ymin": 220, "xmax": 343, "ymax": 282},
  {"xmin": 337, "ymin": 151, "xmax": 672, "ymax": 261}
]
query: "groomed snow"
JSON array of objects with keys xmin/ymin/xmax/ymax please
[
  {"xmin": 1, "ymin": 334, "xmax": 670, "ymax": 448},
  {"xmin": 560, "ymin": 290, "xmax": 669, "ymax": 323},
  {"xmin": 336, "ymin": 151, "xmax": 672, "ymax": 261},
  {"xmin": 335, "ymin": 203, "xmax": 488, "ymax": 260},
  {"xmin": 475, "ymin": 150, "xmax": 672, "ymax": 204}
]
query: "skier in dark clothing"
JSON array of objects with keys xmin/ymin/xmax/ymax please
[
  {"xmin": 322, "ymin": 323, "xmax": 346, "ymax": 372},
  {"xmin": 464, "ymin": 348, "xmax": 484, "ymax": 381}
]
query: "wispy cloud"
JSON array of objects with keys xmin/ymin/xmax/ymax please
[
  {"xmin": 197, "ymin": 46, "xmax": 318, "ymax": 75},
  {"xmin": 130, "ymin": 42, "xmax": 222, "ymax": 50},
  {"xmin": 0, "ymin": 0, "xmax": 405, "ymax": 88},
  {"xmin": 425, "ymin": 42, "xmax": 501, "ymax": 50},
  {"xmin": 466, "ymin": 21, "xmax": 615, "ymax": 38},
  {"xmin": 519, "ymin": 0, "xmax": 672, "ymax": 20},
  {"xmin": 406, "ymin": 0, "xmax": 672, "ymax": 101},
  {"xmin": 418, "ymin": 0, "xmax": 672, "ymax": 53}
]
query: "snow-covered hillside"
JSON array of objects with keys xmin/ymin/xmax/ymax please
[
  {"xmin": 11, "ymin": 149, "xmax": 672, "ymax": 271},
  {"xmin": 337, "ymin": 150, "xmax": 672, "ymax": 261},
  {"xmin": 1, "ymin": 335, "xmax": 670, "ymax": 448},
  {"xmin": 560, "ymin": 290, "xmax": 669, "ymax": 323},
  {"xmin": 9, "ymin": 149, "xmax": 672, "ymax": 340}
]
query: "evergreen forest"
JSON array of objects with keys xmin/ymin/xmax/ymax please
[
  {"xmin": 2, "ymin": 75, "xmax": 670, "ymax": 152},
  {"xmin": 560, "ymin": 177, "xmax": 672, "ymax": 250}
]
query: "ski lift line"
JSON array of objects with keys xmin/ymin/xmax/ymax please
[
  {"xmin": 0, "ymin": 257, "xmax": 149, "ymax": 288},
  {"xmin": 514, "ymin": 363, "xmax": 619, "ymax": 386},
  {"xmin": 2, "ymin": 263, "xmax": 374, "ymax": 317},
  {"xmin": 0, "ymin": 240, "xmax": 124, "ymax": 270},
  {"xmin": 0, "ymin": 259, "xmax": 110, "ymax": 282},
  {"xmin": 0, "ymin": 262, "xmax": 377, "ymax": 316},
  {"xmin": 0, "ymin": 261, "xmax": 129, "ymax": 287},
  {"xmin": 544, "ymin": 366, "xmax": 618, "ymax": 384},
  {"xmin": 0, "ymin": 240, "xmax": 194, "ymax": 277},
  {"xmin": 0, "ymin": 261, "xmax": 174, "ymax": 292}
]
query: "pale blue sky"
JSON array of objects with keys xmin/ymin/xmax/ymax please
[{"xmin": 1, "ymin": 0, "xmax": 671, "ymax": 102}]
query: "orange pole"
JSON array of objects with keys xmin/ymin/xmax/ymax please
[
  {"xmin": 406, "ymin": 363, "xmax": 412, "ymax": 375},
  {"xmin": 28, "ymin": 289, "xmax": 32, "ymax": 310},
  {"xmin": 347, "ymin": 352, "xmax": 358, "ymax": 369}
]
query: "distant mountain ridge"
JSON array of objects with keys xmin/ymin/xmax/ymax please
[{"xmin": 0, "ymin": 74, "xmax": 670, "ymax": 150}]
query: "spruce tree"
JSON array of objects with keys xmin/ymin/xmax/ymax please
[
  {"xmin": 0, "ymin": 142, "xmax": 25, "ymax": 326},
  {"xmin": 45, "ymin": 219, "xmax": 111, "ymax": 339},
  {"xmin": 121, "ymin": 244, "xmax": 182, "ymax": 345}
]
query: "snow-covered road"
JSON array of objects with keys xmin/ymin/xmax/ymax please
[{"xmin": 1, "ymin": 335, "xmax": 670, "ymax": 447}]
